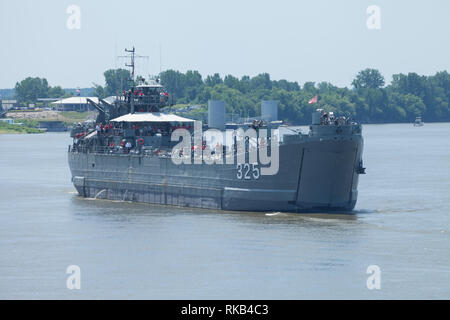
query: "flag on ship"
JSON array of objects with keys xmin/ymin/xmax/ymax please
[{"xmin": 308, "ymin": 95, "xmax": 318, "ymax": 104}]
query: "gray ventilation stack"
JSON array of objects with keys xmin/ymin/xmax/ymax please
[
  {"xmin": 261, "ymin": 100, "xmax": 278, "ymax": 122},
  {"xmin": 312, "ymin": 109, "xmax": 324, "ymax": 125},
  {"xmin": 208, "ymin": 100, "xmax": 226, "ymax": 131}
]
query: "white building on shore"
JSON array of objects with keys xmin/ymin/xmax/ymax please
[{"xmin": 51, "ymin": 97, "xmax": 99, "ymax": 112}]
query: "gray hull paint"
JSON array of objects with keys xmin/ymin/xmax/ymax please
[{"xmin": 68, "ymin": 134, "xmax": 363, "ymax": 213}]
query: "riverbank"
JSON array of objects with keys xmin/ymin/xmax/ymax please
[
  {"xmin": 6, "ymin": 110, "xmax": 91, "ymax": 123},
  {"xmin": 0, "ymin": 110, "xmax": 92, "ymax": 134},
  {"xmin": 0, "ymin": 121, "xmax": 45, "ymax": 134}
]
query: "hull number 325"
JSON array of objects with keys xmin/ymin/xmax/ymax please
[{"xmin": 236, "ymin": 163, "xmax": 260, "ymax": 180}]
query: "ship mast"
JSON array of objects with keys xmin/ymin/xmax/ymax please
[
  {"xmin": 125, "ymin": 47, "xmax": 136, "ymax": 113},
  {"xmin": 119, "ymin": 47, "xmax": 148, "ymax": 114},
  {"xmin": 125, "ymin": 47, "xmax": 136, "ymax": 82}
]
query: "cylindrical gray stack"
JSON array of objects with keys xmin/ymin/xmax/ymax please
[
  {"xmin": 208, "ymin": 100, "xmax": 226, "ymax": 130},
  {"xmin": 312, "ymin": 109, "xmax": 324, "ymax": 125},
  {"xmin": 261, "ymin": 100, "xmax": 278, "ymax": 122}
]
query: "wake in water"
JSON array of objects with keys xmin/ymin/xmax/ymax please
[
  {"xmin": 265, "ymin": 212, "xmax": 284, "ymax": 216},
  {"xmin": 264, "ymin": 211, "xmax": 358, "ymax": 222},
  {"xmin": 351, "ymin": 208, "xmax": 378, "ymax": 214}
]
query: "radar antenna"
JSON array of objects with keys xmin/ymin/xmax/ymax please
[{"xmin": 118, "ymin": 47, "xmax": 149, "ymax": 113}]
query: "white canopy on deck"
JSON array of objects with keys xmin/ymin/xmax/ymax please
[
  {"xmin": 51, "ymin": 97, "xmax": 99, "ymax": 105},
  {"xmin": 110, "ymin": 113, "xmax": 195, "ymax": 123}
]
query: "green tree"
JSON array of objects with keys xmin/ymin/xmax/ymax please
[
  {"xmin": 92, "ymin": 83, "xmax": 105, "ymax": 99},
  {"xmin": 302, "ymin": 82, "xmax": 316, "ymax": 93},
  {"xmin": 48, "ymin": 86, "xmax": 65, "ymax": 98},
  {"xmin": 103, "ymin": 68, "xmax": 131, "ymax": 97},
  {"xmin": 352, "ymin": 68, "xmax": 385, "ymax": 89},
  {"xmin": 184, "ymin": 70, "xmax": 203, "ymax": 87},
  {"xmin": 183, "ymin": 70, "xmax": 204, "ymax": 102},
  {"xmin": 205, "ymin": 73, "xmax": 223, "ymax": 87},
  {"xmin": 224, "ymin": 75, "xmax": 239, "ymax": 89},
  {"xmin": 388, "ymin": 92, "xmax": 426, "ymax": 121},
  {"xmin": 250, "ymin": 73, "xmax": 272, "ymax": 90},
  {"xmin": 153, "ymin": 68, "xmax": 450, "ymax": 124},
  {"xmin": 426, "ymin": 71, "xmax": 450, "ymax": 120},
  {"xmin": 15, "ymin": 77, "xmax": 49, "ymax": 104},
  {"xmin": 273, "ymin": 79, "xmax": 300, "ymax": 91},
  {"xmin": 159, "ymin": 69, "xmax": 186, "ymax": 101}
]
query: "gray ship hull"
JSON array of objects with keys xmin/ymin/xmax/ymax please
[{"xmin": 68, "ymin": 133, "xmax": 363, "ymax": 213}]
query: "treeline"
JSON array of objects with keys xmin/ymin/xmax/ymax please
[
  {"xmin": 14, "ymin": 77, "xmax": 68, "ymax": 104},
  {"xmin": 159, "ymin": 69, "xmax": 450, "ymax": 124},
  {"xmin": 11, "ymin": 78, "xmax": 94, "ymax": 106},
  {"xmin": 11, "ymin": 68, "xmax": 450, "ymax": 124}
]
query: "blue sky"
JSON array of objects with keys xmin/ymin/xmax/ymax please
[{"xmin": 0, "ymin": 0, "xmax": 449, "ymax": 88}]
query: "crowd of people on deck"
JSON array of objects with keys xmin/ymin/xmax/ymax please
[{"xmin": 320, "ymin": 112, "xmax": 352, "ymax": 126}]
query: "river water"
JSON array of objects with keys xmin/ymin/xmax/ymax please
[{"xmin": 0, "ymin": 123, "xmax": 449, "ymax": 299}]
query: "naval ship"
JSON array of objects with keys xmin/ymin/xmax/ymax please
[{"xmin": 68, "ymin": 49, "xmax": 365, "ymax": 213}]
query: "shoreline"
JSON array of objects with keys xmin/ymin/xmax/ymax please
[
  {"xmin": 0, "ymin": 129, "xmax": 45, "ymax": 134},
  {"xmin": 1, "ymin": 120, "xmax": 448, "ymax": 135},
  {"xmin": 0, "ymin": 123, "xmax": 46, "ymax": 134}
]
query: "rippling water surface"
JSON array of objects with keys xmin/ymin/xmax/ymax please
[{"xmin": 0, "ymin": 123, "xmax": 449, "ymax": 299}]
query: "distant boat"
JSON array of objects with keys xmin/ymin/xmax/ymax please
[{"xmin": 414, "ymin": 116, "xmax": 424, "ymax": 127}]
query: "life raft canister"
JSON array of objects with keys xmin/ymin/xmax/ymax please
[{"xmin": 137, "ymin": 138, "xmax": 145, "ymax": 146}]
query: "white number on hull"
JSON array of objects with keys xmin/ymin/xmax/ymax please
[
  {"xmin": 236, "ymin": 164, "xmax": 243, "ymax": 179},
  {"xmin": 252, "ymin": 163, "xmax": 260, "ymax": 180},
  {"xmin": 236, "ymin": 163, "xmax": 260, "ymax": 180}
]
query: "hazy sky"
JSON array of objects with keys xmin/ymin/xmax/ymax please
[{"xmin": 1, "ymin": 0, "xmax": 449, "ymax": 89}]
